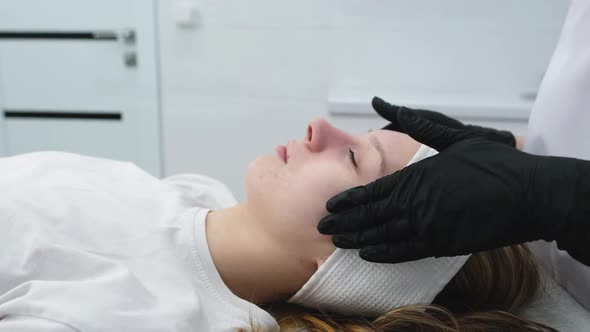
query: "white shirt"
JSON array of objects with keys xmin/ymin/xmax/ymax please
[
  {"xmin": 525, "ymin": 0, "xmax": 590, "ymax": 311},
  {"xmin": 0, "ymin": 152, "xmax": 279, "ymax": 332}
]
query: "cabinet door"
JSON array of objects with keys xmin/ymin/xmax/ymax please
[
  {"xmin": 0, "ymin": 60, "xmax": 5, "ymax": 156},
  {"xmin": 0, "ymin": 0, "xmax": 161, "ymax": 175}
]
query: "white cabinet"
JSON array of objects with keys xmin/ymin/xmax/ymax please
[
  {"xmin": 0, "ymin": 64, "xmax": 5, "ymax": 155},
  {"xmin": 0, "ymin": 0, "xmax": 161, "ymax": 175}
]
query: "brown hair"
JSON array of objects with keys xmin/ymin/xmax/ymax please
[{"xmin": 254, "ymin": 244, "xmax": 556, "ymax": 332}]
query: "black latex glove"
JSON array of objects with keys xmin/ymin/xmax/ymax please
[
  {"xmin": 372, "ymin": 96, "xmax": 516, "ymax": 147},
  {"xmin": 317, "ymin": 108, "xmax": 590, "ymax": 266}
]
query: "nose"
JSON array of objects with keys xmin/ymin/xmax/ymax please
[{"xmin": 304, "ymin": 118, "xmax": 352, "ymax": 152}]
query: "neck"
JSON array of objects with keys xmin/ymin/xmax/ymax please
[{"xmin": 205, "ymin": 203, "xmax": 316, "ymax": 305}]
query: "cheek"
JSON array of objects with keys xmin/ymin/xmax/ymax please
[
  {"xmin": 245, "ymin": 157, "xmax": 359, "ymax": 242},
  {"xmin": 283, "ymin": 163, "xmax": 359, "ymax": 226},
  {"xmin": 283, "ymin": 165, "xmax": 358, "ymax": 257}
]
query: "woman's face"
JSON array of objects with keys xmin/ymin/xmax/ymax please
[{"xmin": 245, "ymin": 118, "xmax": 421, "ymax": 266}]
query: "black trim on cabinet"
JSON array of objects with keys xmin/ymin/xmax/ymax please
[
  {"xmin": 4, "ymin": 110, "xmax": 122, "ymax": 120},
  {"xmin": 0, "ymin": 31, "xmax": 117, "ymax": 41}
]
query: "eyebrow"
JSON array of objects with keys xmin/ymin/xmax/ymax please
[{"xmin": 368, "ymin": 134, "xmax": 386, "ymax": 176}]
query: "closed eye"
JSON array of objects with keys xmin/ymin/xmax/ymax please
[{"xmin": 348, "ymin": 149, "xmax": 358, "ymax": 168}]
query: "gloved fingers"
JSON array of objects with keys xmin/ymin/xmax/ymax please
[
  {"xmin": 398, "ymin": 108, "xmax": 473, "ymax": 151},
  {"xmin": 325, "ymin": 185, "xmax": 368, "ymax": 213},
  {"xmin": 372, "ymin": 97, "xmax": 402, "ymax": 130},
  {"xmin": 331, "ymin": 218, "xmax": 411, "ymax": 249},
  {"xmin": 331, "ymin": 232, "xmax": 363, "ymax": 249},
  {"xmin": 326, "ymin": 171, "xmax": 402, "ymax": 213},
  {"xmin": 374, "ymin": 96, "xmax": 465, "ymax": 132},
  {"xmin": 318, "ymin": 199, "xmax": 401, "ymax": 235},
  {"xmin": 464, "ymin": 125, "xmax": 516, "ymax": 147},
  {"xmin": 358, "ymin": 240, "xmax": 430, "ymax": 264},
  {"xmin": 375, "ymin": 97, "xmax": 513, "ymax": 149}
]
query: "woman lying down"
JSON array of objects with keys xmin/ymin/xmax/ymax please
[{"xmin": 0, "ymin": 118, "xmax": 582, "ymax": 332}]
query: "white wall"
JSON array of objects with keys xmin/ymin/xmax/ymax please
[{"xmin": 157, "ymin": 0, "xmax": 568, "ymax": 199}]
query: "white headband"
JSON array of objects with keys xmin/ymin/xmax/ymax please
[{"xmin": 288, "ymin": 144, "xmax": 471, "ymax": 317}]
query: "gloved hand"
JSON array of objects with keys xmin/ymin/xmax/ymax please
[
  {"xmin": 317, "ymin": 108, "xmax": 590, "ymax": 266},
  {"xmin": 372, "ymin": 96, "xmax": 516, "ymax": 147}
]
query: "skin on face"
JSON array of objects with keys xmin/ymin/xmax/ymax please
[{"xmin": 245, "ymin": 118, "xmax": 421, "ymax": 268}]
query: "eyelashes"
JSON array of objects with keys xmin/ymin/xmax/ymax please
[{"xmin": 348, "ymin": 149, "xmax": 358, "ymax": 168}]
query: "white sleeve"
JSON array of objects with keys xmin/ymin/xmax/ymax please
[{"xmin": 0, "ymin": 315, "xmax": 78, "ymax": 332}]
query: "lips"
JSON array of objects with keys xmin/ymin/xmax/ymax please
[{"xmin": 275, "ymin": 145, "xmax": 287, "ymax": 163}]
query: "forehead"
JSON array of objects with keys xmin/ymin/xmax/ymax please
[
  {"xmin": 366, "ymin": 130, "xmax": 410, "ymax": 145},
  {"xmin": 359, "ymin": 130, "xmax": 420, "ymax": 173}
]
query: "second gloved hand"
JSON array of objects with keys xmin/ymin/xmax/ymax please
[{"xmin": 372, "ymin": 96, "xmax": 517, "ymax": 147}]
